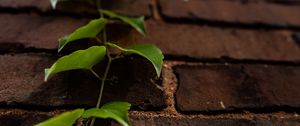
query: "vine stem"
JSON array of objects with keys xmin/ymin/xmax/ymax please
[
  {"xmin": 89, "ymin": 56, "xmax": 111, "ymax": 126},
  {"xmin": 89, "ymin": 0, "xmax": 110, "ymax": 125},
  {"xmin": 89, "ymin": 48, "xmax": 112, "ymax": 126}
]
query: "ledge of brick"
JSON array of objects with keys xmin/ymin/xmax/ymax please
[
  {"xmin": 0, "ymin": 0, "xmax": 151, "ymax": 16},
  {"xmin": 0, "ymin": 53, "xmax": 166, "ymax": 110},
  {"xmin": 174, "ymin": 64, "xmax": 300, "ymax": 112},
  {"xmin": 0, "ymin": 109, "xmax": 54, "ymax": 126},
  {"xmin": 159, "ymin": 0, "xmax": 300, "ymax": 27},
  {"xmin": 125, "ymin": 114, "xmax": 300, "ymax": 126},
  {"xmin": 0, "ymin": 109, "xmax": 299, "ymax": 126}
]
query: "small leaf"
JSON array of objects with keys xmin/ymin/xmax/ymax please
[
  {"xmin": 50, "ymin": 0, "xmax": 69, "ymax": 9},
  {"xmin": 50, "ymin": 0, "xmax": 58, "ymax": 9},
  {"xmin": 82, "ymin": 102, "xmax": 131, "ymax": 126},
  {"xmin": 107, "ymin": 43, "xmax": 164, "ymax": 77},
  {"xmin": 35, "ymin": 109, "xmax": 84, "ymax": 126},
  {"xmin": 101, "ymin": 9, "xmax": 146, "ymax": 36},
  {"xmin": 58, "ymin": 18, "xmax": 108, "ymax": 52},
  {"xmin": 45, "ymin": 46, "xmax": 106, "ymax": 81}
]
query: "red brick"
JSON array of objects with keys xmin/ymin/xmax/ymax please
[
  {"xmin": 116, "ymin": 113, "xmax": 300, "ymax": 126},
  {"xmin": 1, "ymin": 0, "xmax": 49, "ymax": 11},
  {"xmin": 0, "ymin": 0, "xmax": 151, "ymax": 16},
  {"xmin": 1, "ymin": 14, "xmax": 300, "ymax": 61},
  {"xmin": 293, "ymin": 32, "xmax": 300, "ymax": 46},
  {"xmin": 0, "ymin": 13, "xmax": 87, "ymax": 49},
  {"xmin": 101, "ymin": 0, "xmax": 151, "ymax": 16},
  {"xmin": 0, "ymin": 109, "xmax": 55, "ymax": 126},
  {"xmin": 228, "ymin": 0, "xmax": 300, "ymax": 4},
  {"xmin": 111, "ymin": 21, "xmax": 300, "ymax": 61},
  {"xmin": 159, "ymin": 0, "xmax": 300, "ymax": 27},
  {"xmin": 174, "ymin": 64, "xmax": 300, "ymax": 112},
  {"xmin": 1, "ymin": 109, "xmax": 298, "ymax": 126},
  {"xmin": 0, "ymin": 53, "xmax": 166, "ymax": 110}
]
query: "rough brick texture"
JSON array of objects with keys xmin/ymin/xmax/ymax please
[
  {"xmin": 2, "ymin": 14, "xmax": 300, "ymax": 61},
  {"xmin": 159, "ymin": 0, "xmax": 300, "ymax": 27},
  {"xmin": 1, "ymin": 0, "xmax": 300, "ymax": 125},
  {"xmin": 111, "ymin": 21, "xmax": 300, "ymax": 61},
  {"xmin": 0, "ymin": 109, "xmax": 299, "ymax": 126},
  {"xmin": 174, "ymin": 64, "xmax": 300, "ymax": 112},
  {"xmin": 1, "ymin": 0, "xmax": 49, "ymax": 11},
  {"xmin": 0, "ymin": 13, "xmax": 87, "ymax": 50},
  {"xmin": 0, "ymin": 54, "xmax": 166, "ymax": 110},
  {"xmin": 126, "ymin": 113, "xmax": 300, "ymax": 126},
  {"xmin": 0, "ymin": 109, "xmax": 54, "ymax": 126}
]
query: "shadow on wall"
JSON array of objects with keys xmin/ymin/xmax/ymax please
[{"xmin": 26, "ymin": 57, "xmax": 166, "ymax": 110}]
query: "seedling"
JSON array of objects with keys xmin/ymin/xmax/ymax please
[{"xmin": 36, "ymin": 0, "xmax": 164, "ymax": 126}]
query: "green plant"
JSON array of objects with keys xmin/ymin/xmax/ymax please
[{"xmin": 35, "ymin": 0, "xmax": 164, "ymax": 126}]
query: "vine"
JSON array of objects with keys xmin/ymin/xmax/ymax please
[{"xmin": 36, "ymin": 0, "xmax": 164, "ymax": 126}]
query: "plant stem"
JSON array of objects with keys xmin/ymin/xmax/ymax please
[
  {"xmin": 96, "ymin": 0, "xmax": 103, "ymax": 17},
  {"xmin": 96, "ymin": 55, "xmax": 111, "ymax": 108},
  {"xmin": 89, "ymin": 53, "xmax": 111, "ymax": 126},
  {"xmin": 96, "ymin": 0, "xmax": 107, "ymax": 43},
  {"xmin": 89, "ymin": 0, "xmax": 111, "ymax": 125},
  {"xmin": 91, "ymin": 69, "xmax": 101, "ymax": 80}
]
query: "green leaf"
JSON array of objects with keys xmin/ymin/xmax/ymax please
[
  {"xmin": 45, "ymin": 46, "xmax": 106, "ymax": 81},
  {"xmin": 101, "ymin": 9, "xmax": 146, "ymax": 36},
  {"xmin": 82, "ymin": 102, "xmax": 131, "ymax": 126},
  {"xmin": 35, "ymin": 109, "xmax": 84, "ymax": 126},
  {"xmin": 58, "ymin": 18, "xmax": 108, "ymax": 52},
  {"xmin": 107, "ymin": 43, "xmax": 164, "ymax": 77}
]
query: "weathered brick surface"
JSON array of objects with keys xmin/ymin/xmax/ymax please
[
  {"xmin": 0, "ymin": 0, "xmax": 151, "ymax": 16},
  {"xmin": 1, "ymin": 0, "xmax": 300, "ymax": 125},
  {"xmin": 126, "ymin": 114, "xmax": 300, "ymax": 126},
  {"xmin": 174, "ymin": 64, "xmax": 300, "ymax": 112},
  {"xmin": 112, "ymin": 21, "xmax": 300, "ymax": 61},
  {"xmin": 159, "ymin": 0, "xmax": 300, "ymax": 27},
  {"xmin": 228, "ymin": 0, "xmax": 300, "ymax": 4},
  {"xmin": 0, "ymin": 13, "xmax": 87, "ymax": 49},
  {"xmin": 0, "ymin": 109, "xmax": 54, "ymax": 126},
  {"xmin": 2, "ymin": 14, "xmax": 300, "ymax": 61},
  {"xmin": 1, "ymin": 0, "xmax": 49, "ymax": 11},
  {"xmin": 293, "ymin": 32, "xmax": 300, "ymax": 46},
  {"xmin": 0, "ymin": 53, "xmax": 166, "ymax": 110},
  {"xmin": 101, "ymin": 0, "xmax": 151, "ymax": 16},
  {"xmin": 0, "ymin": 109, "xmax": 299, "ymax": 126}
]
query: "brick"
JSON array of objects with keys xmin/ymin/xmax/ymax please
[
  {"xmin": 256, "ymin": 0, "xmax": 300, "ymax": 4},
  {"xmin": 228, "ymin": 0, "xmax": 300, "ymax": 4},
  {"xmin": 0, "ymin": 0, "xmax": 151, "ymax": 16},
  {"xmin": 1, "ymin": 0, "xmax": 49, "ymax": 11},
  {"xmin": 159, "ymin": 0, "xmax": 300, "ymax": 27},
  {"xmin": 292, "ymin": 32, "xmax": 300, "ymax": 46},
  {"xmin": 0, "ymin": 13, "xmax": 87, "ymax": 49},
  {"xmin": 110, "ymin": 21, "xmax": 300, "ymax": 61},
  {"xmin": 0, "ymin": 109, "xmax": 54, "ymax": 126},
  {"xmin": 101, "ymin": 0, "xmax": 151, "ymax": 16},
  {"xmin": 1, "ymin": 14, "xmax": 300, "ymax": 61},
  {"xmin": 174, "ymin": 64, "xmax": 300, "ymax": 112},
  {"xmin": 1, "ymin": 109, "xmax": 298, "ymax": 126},
  {"xmin": 0, "ymin": 53, "xmax": 166, "ymax": 110},
  {"xmin": 115, "ymin": 113, "xmax": 300, "ymax": 126}
]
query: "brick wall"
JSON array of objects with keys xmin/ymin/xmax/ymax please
[{"xmin": 0, "ymin": 0, "xmax": 300, "ymax": 126}]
